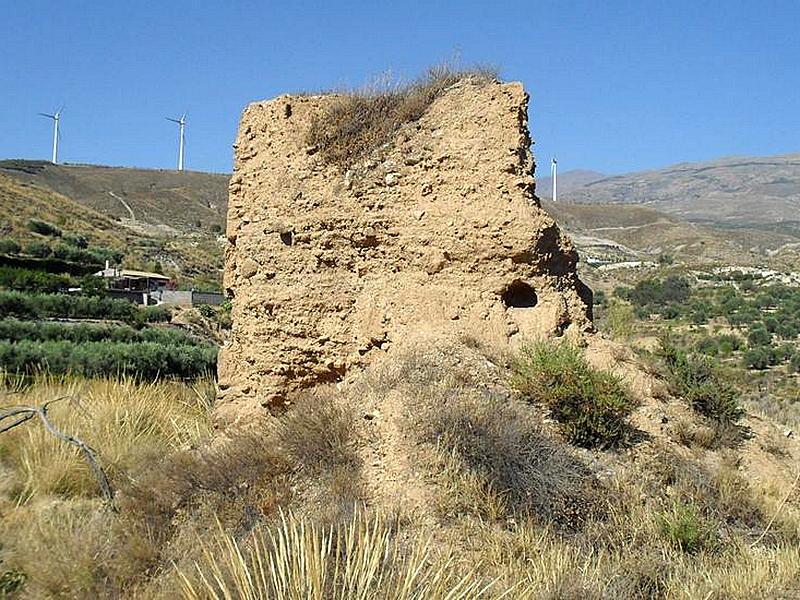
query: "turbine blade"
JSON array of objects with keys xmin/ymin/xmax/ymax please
[{"xmin": 39, "ymin": 113, "xmax": 56, "ymax": 119}]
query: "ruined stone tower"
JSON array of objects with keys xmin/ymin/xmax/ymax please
[{"xmin": 218, "ymin": 78, "xmax": 592, "ymax": 419}]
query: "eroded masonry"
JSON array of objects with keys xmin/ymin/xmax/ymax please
[{"xmin": 218, "ymin": 78, "xmax": 593, "ymax": 418}]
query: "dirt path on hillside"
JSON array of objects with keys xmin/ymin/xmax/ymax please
[
  {"xmin": 355, "ymin": 386, "xmax": 437, "ymax": 526},
  {"xmin": 108, "ymin": 191, "xmax": 135, "ymax": 221}
]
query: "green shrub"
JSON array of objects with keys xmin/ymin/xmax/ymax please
[
  {"xmin": 660, "ymin": 340, "xmax": 744, "ymax": 423},
  {"xmin": 78, "ymin": 275, "xmax": 107, "ymax": 296},
  {"xmin": 0, "ymin": 266, "xmax": 74, "ymax": 293},
  {"xmin": 775, "ymin": 320, "xmax": 799, "ymax": 340},
  {"xmin": 0, "ymin": 238, "xmax": 21, "ymax": 255},
  {"xmin": 0, "ymin": 319, "xmax": 196, "ymax": 346},
  {"xmin": 197, "ymin": 304, "xmax": 215, "ymax": 319},
  {"xmin": 628, "ymin": 276, "xmax": 691, "ymax": 307},
  {"xmin": 25, "ymin": 242, "xmax": 52, "ymax": 258},
  {"xmin": 657, "ymin": 501, "xmax": 714, "ymax": 553},
  {"xmin": 137, "ymin": 305, "xmax": 172, "ymax": 324},
  {"xmin": 0, "ymin": 339, "xmax": 217, "ymax": 379},
  {"xmin": 62, "ymin": 234, "xmax": 89, "ymax": 249},
  {"xmin": 27, "ymin": 219, "xmax": 62, "ymax": 237},
  {"xmin": 695, "ymin": 336, "xmax": 718, "ymax": 356},
  {"xmin": 716, "ymin": 334, "xmax": 742, "ymax": 355},
  {"xmin": 512, "ymin": 341, "xmax": 636, "ymax": 448},
  {"xmin": 747, "ymin": 326, "xmax": 772, "ymax": 347},
  {"xmin": 49, "ymin": 244, "xmax": 118, "ymax": 267},
  {"xmin": 0, "ymin": 290, "xmax": 139, "ymax": 322}
]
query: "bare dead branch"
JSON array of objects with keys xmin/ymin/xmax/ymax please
[
  {"xmin": 0, "ymin": 396, "xmax": 116, "ymax": 509},
  {"xmin": 0, "ymin": 411, "xmax": 36, "ymax": 434}
]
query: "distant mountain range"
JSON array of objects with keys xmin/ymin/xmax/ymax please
[
  {"xmin": 550, "ymin": 154, "xmax": 800, "ymax": 233},
  {"xmin": 536, "ymin": 169, "xmax": 605, "ymax": 199}
]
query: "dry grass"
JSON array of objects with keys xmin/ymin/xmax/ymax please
[
  {"xmin": 0, "ymin": 377, "xmax": 365, "ymax": 598},
  {"xmin": 0, "ymin": 375, "xmax": 213, "ymax": 502},
  {"xmin": 306, "ymin": 63, "xmax": 496, "ymax": 168},
  {"xmin": 2, "ymin": 347, "xmax": 799, "ymax": 598},
  {"xmin": 176, "ymin": 510, "xmax": 494, "ymax": 600}
]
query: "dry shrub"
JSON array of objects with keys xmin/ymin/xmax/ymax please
[
  {"xmin": 378, "ymin": 343, "xmax": 598, "ymax": 526},
  {"xmin": 0, "ymin": 377, "xmax": 365, "ymax": 598},
  {"xmin": 424, "ymin": 389, "xmax": 598, "ymax": 525},
  {"xmin": 122, "ymin": 389, "xmax": 365, "ymax": 561},
  {"xmin": 306, "ymin": 64, "xmax": 496, "ymax": 168}
]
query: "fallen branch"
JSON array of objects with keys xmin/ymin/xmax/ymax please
[{"xmin": 0, "ymin": 395, "xmax": 115, "ymax": 507}]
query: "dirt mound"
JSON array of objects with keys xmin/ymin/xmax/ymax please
[{"xmin": 218, "ymin": 78, "xmax": 592, "ymax": 419}]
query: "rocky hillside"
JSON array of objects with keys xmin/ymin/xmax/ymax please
[{"xmin": 545, "ymin": 200, "xmax": 800, "ymax": 274}]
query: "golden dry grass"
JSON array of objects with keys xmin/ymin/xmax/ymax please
[{"xmin": 1, "ymin": 345, "xmax": 799, "ymax": 599}]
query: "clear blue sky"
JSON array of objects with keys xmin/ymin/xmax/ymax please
[{"xmin": 2, "ymin": 1, "xmax": 798, "ymax": 175}]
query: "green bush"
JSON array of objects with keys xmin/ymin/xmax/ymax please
[
  {"xmin": 0, "ymin": 339, "xmax": 217, "ymax": 379},
  {"xmin": 137, "ymin": 305, "xmax": 172, "ymax": 324},
  {"xmin": 27, "ymin": 219, "xmax": 62, "ymax": 237},
  {"xmin": 0, "ymin": 319, "xmax": 195, "ymax": 346},
  {"xmin": 716, "ymin": 334, "xmax": 742, "ymax": 355},
  {"xmin": 660, "ymin": 340, "xmax": 744, "ymax": 423},
  {"xmin": 694, "ymin": 336, "xmax": 718, "ymax": 356},
  {"xmin": 49, "ymin": 243, "xmax": 118, "ymax": 267},
  {"xmin": 0, "ymin": 238, "xmax": 21, "ymax": 255},
  {"xmin": 747, "ymin": 325, "xmax": 772, "ymax": 348},
  {"xmin": 0, "ymin": 266, "xmax": 74, "ymax": 293},
  {"xmin": 512, "ymin": 341, "xmax": 636, "ymax": 448},
  {"xmin": 62, "ymin": 233, "xmax": 89, "ymax": 249},
  {"xmin": 197, "ymin": 304, "xmax": 216, "ymax": 318},
  {"xmin": 0, "ymin": 290, "xmax": 139, "ymax": 322},
  {"xmin": 657, "ymin": 501, "xmax": 713, "ymax": 554},
  {"xmin": 627, "ymin": 276, "xmax": 691, "ymax": 307},
  {"xmin": 25, "ymin": 242, "xmax": 52, "ymax": 258}
]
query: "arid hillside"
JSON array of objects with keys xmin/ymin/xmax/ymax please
[{"xmin": 0, "ymin": 161, "xmax": 228, "ymax": 287}]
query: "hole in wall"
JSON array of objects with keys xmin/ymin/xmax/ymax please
[
  {"xmin": 279, "ymin": 231, "xmax": 293, "ymax": 246},
  {"xmin": 501, "ymin": 280, "xmax": 538, "ymax": 308}
]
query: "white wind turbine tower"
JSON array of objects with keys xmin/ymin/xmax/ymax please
[
  {"xmin": 39, "ymin": 107, "xmax": 63, "ymax": 164},
  {"xmin": 166, "ymin": 113, "xmax": 187, "ymax": 171},
  {"xmin": 551, "ymin": 157, "xmax": 558, "ymax": 202}
]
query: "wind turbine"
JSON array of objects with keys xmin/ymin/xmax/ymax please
[
  {"xmin": 39, "ymin": 106, "xmax": 63, "ymax": 164},
  {"xmin": 165, "ymin": 113, "xmax": 187, "ymax": 171},
  {"xmin": 551, "ymin": 157, "xmax": 558, "ymax": 203}
]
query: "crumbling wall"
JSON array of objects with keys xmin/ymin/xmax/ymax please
[{"xmin": 218, "ymin": 78, "xmax": 593, "ymax": 418}]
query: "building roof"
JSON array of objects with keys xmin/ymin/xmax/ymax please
[
  {"xmin": 94, "ymin": 267, "xmax": 170, "ymax": 280},
  {"xmin": 117, "ymin": 269, "xmax": 170, "ymax": 279}
]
